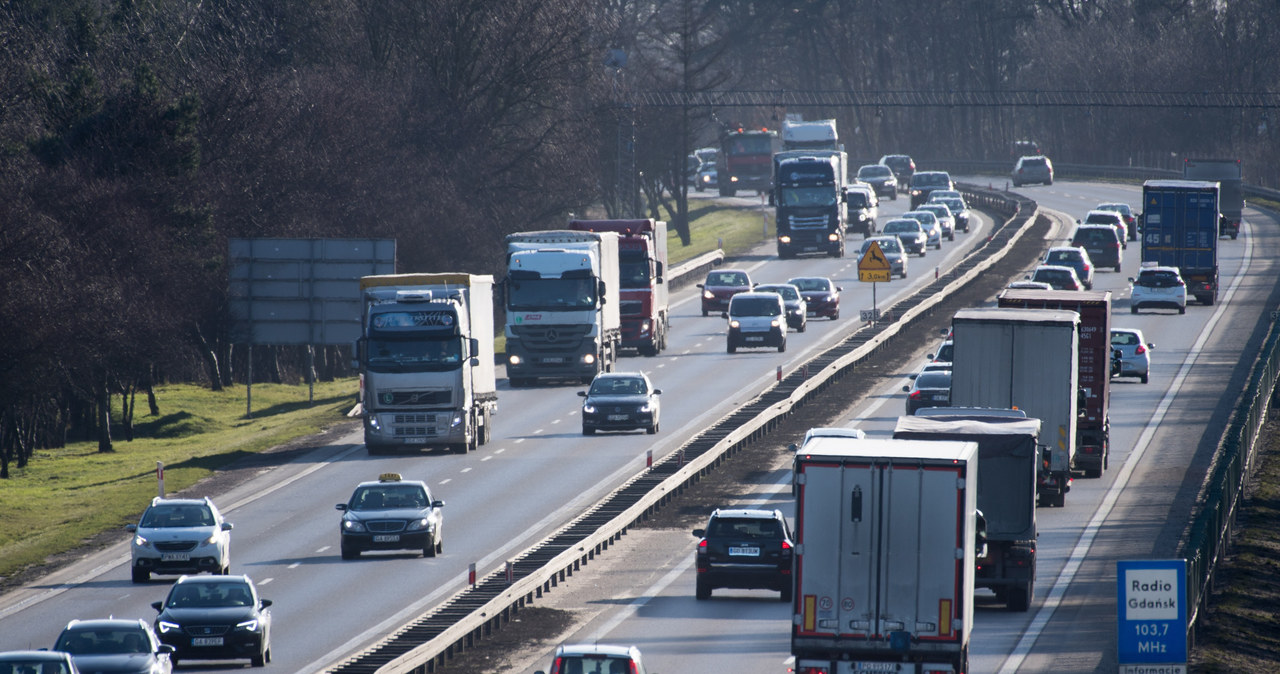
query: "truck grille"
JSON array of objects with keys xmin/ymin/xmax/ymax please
[
  {"xmin": 511, "ymin": 324, "xmax": 591, "ymax": 351},
  {"xmin": 789, "ymin": 215, "xmax": 830, "ymax": 229},
  {"xmin": 377, "ymin": 390, "xmax": 451, "ymax": 406}
]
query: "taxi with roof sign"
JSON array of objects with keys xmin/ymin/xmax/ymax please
[{"xmin": 336, "ymin": 473, "xmax": 445, "ymax": 559}]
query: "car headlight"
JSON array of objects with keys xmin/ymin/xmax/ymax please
[
  {"xmin": 201, "ymin": 533, "xmax": 219, "ymax": 546},
  {"xmin": 703, "ymin": 290, "xmax": 714, "ymax": 300},
  {"xmin": 342, "ymin": 519, "xmax": 367, "ymax": 533},
  {"xmin": 583, "ymin": 403, "xmax": 597, "ymax": 414},
  {"xmin": 235, "ymin": 618, "xmax": 261, "ymax": 632},
  {"xmin": 639, "ymin": 402, "xmax": 655, "ymax": 413},
  {"xmin": 858, "ymin": 213, "xmax": 868, "ymax": 221},
  {"xmin": 770, "ymin": 320, "xmax": 780, "ymax": 328},
  {"xmin": 406, "ymin": 517, "xmax": 431, "ymax": 532},
  {"xmin": 728, "ymin": 320, "xmax": 740, "ymax": 329},
  {"xmin": 133, "ymin": 535, "xmax": 151, "ymax": 548},
  {"xmin": 157, "ymin": 620, "xmax": 181, "ymax": 634}
]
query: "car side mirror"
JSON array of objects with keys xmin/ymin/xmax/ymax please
[
  {"xmin": 221, "ymin": 522, "xmax": 234, "ymax": 531},
  {"xmin": 335, "ymin": 504, "xmax": 348, "ymax": 511},
  {"xmin": 653, "ymin": 389, "xmax": 662, "ymax": 395},
  {"xmin": 692, "ymin": 528, "xmax": 706, "ymax": 538},
  {"xmin": 1147, "ymin": 343, "xmax": 1155, "ymax": 350},
  {"xmin": 721, "ymin": 312, "xmax": 729, "ymax": 319},
  {"xmin": 836, "ymin": 286, "xmax": 843, "ymax": 291},
  {"xmin": 152, "ymin": 601, "xmax": 163, "ymax": 612},
  {"xmin": 158, "ymin": 645, "xmax": 176, "ymax": 655},
  {"xmin": 432, "ymin": 499, "xmax": 445, "ymax": 508},
  {"xmin": 577, "ymin": 391, "xmax": 587, "ymax": 397},
  {"xmin": 696, "ymin": 283, "xmax": 705, "ymax": 289},
  {"xmin": 788, "ymin": 443, "xmax": 799, "ymax": 452},
  {"xmin": 902, "ymin": 385, "xmax": 911, "ymax": 392},
  {"xmin": 260, "ymin": 599, "xmax": 273, "ymax": 608}
]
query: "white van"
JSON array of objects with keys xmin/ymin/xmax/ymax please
[{"xmin": 725, "ymin": 291, "xmax": 787, "ymax": 353}]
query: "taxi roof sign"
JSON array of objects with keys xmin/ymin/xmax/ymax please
[
  {"xmin": 379, "ymin": 473, "xmax": 403, "ymax": 482},
  {"xmin": 858, "ymin": 241, "xmax": 892, "ymax": 272}
]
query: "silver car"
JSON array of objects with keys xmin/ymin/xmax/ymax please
[
  {"xmin": 917, "ymin": 203, "xmax": 956, "ymax": 241},
  {"xmin": 127, "ymin": 497, "xmax": 233, "ymax": 583},
  {"xmin": 881, "ymin": 219, "xmax": 928, "ymax": 256},
  {"xmin": 1111, "ymin": 328, "xmax": 1153, "ymax": 384},
  {"xmin": 860, "ymin": 235, "xmax": 909, "ymax": 278},
  {"xmin": 902, "ymin": 210, "xmax": 943, "ymax": 249}
]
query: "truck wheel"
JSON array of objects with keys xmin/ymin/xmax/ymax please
[
  {"xmin": 1051, "ymin": 491, "xmax": 1066, "ymax": 508},
  {"xmin": 1085, "ymin": 464, "xmax": 1102, "ymax": 479},
  {"xmin": 695, "ymin": 577, "xmax": 711, "ymax": 600},
  {"xmin": 1009, "ymin": 583, "xmax": 1033, "ymax": 612},
  {"xmin": 1114, "ymin": 263, "xmax": 1122, "ymax": 273},
  {"xmin": 1131, "ymin": 305, "xmax": 1138, "ymax": 314},
  {"xmin": 451, "ymin": 443, "xmax": 468, "ymax": 455}
]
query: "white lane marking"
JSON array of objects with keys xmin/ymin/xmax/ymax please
[
  {"xmin": 289, "ymin": 562, "xmax": 301, "ymax": 569},
  {"xmin": 493, "ymin": 448, "xmax": 505, "ymax": 455},
  {"xmin": 514, "ymin": 438, "xmax": 525, "ymax": 444},
  {"xmin": 259, "ymin": 578, "xmax": 274, "ymax": 585},
  {"xmin": 460, "ymin": 467, "xmax": 473, "ymax": 473},
  {"xmin": 998, "ymin": 220, "xmax": 1255, "ymax": 673},
  {"xmin": 316, "ymin": 547, "xmax": 330, "ymax": 553},
  {"xmin": 551, "ymin": 419, "xmax": 561, "ymax": 425},
  {"xmin": 439, "ymin": 478, "xmax": 452, "ymax": 484},
  {"xmin": 481, "ymin": 455, "xmax": 493, "ymax": 462}
]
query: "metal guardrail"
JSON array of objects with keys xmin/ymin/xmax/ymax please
[
  {"xmin": 329, "ymin": 187, "xmax": 1033, "ymax": 673},
  {"xmin": 666, "ymin": 248, "xmax": 724, "ymax": 291}
]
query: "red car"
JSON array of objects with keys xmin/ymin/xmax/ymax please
[
  {"xmin": 787, "ymin": 276, "xmax": 841, "ymax": 319},
  {"xmin": 697, "ymin": 269, "xmax": 753, "ymax": 316}
]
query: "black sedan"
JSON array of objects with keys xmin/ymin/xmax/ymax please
[
  {"xmin": 336, "ymin": 473, "xmax": 445, "ymax": 559},
  {"xmin": 578, "ymin": 372, "xmax": 661, "ymax": 435},
  {"xmin": 903, "ymin": 370, "xmax": 952, "ymax": 414},
  {"xmin": 787, "ymin": 276, "xmax": 841, "ymax": 320},
  {"xmin": 152, "ymin": 575, "xmax": 272, "ymax": 668}
]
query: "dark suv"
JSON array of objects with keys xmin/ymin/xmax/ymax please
[
  {"xmin": 1070, "ymin": 225, "xmax": 1123, "ymax": 272},
  {"xmin": 909, "ymin": 171, "xmax": 954, "ymax": 208},
  {"xmin": 879, "ymin": 154, "xmax": 916, "ymax": 186},
  {"xmin": 693, "ymin": 508, "xmax": 793, "ymax": 601}
]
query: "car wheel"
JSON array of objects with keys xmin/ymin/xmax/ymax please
[
  {"xmin": 780, "ymin": 583, "xmax": 793, "ymax": 603},
  {"xmin": 1131, "ymin": 305, "xmax": 1138, "ymax": 314},
  {"xmin": 1008, "ymin": 583, "xmax": 1033, "ymax": 612},
  {"xmin": 252, "ymin": 647, "xmax": 267, "ymax": 668},
  {"xmin": 647, "ymin": 421, "xmax": 658, "ymax": 435},
  {"xmin": 727, "ymin": 342, "xmax": 736, "ymax": 354},
  {"xmin": 778, "ymin": 338, "xmax": 786, "ymax": 353},
  {"xmin": 948, "ymin": 234, "xmax": 955, "ymax": 241},
  {"xmin": 1114, "ymin": 264, "xmax": 1122, "ymax": 273},
  {"xmin": 701, "ymin": 308, "xmax": 708, "ymax": 317},
  {"xmin": 1179, "ymin": 306, "xmax": 1186, "ymax": 315},
  {"xmin": 695, "ymin": 577, "xmax": 712, "ymax": 600},
  {"xmin": 1141, "ymin": 373, "xmax": 1149, "ymax": 384},
  {"xmin": 831, "ymin": 310, "xmax": 839, "ymax": 320},
  {"xmin": 424, "ymin": 533, "xmax": 437, "ymax": 558},
  {"xmin": 798, "ymin": 321, "xmax": 806, "ymax": 333},
  {"xmin": 341, "ymin": 546, "xmax": 360, "ymax": 560},
  {"xmin": 131, "ymin": 567, "xmax": 149, "ymax": 583},
  {"xmin": 582, "ymin": 426, "xmax": 595, "ymax": 436}
]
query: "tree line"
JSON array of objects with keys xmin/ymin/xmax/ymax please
[{"xmin": 2, "ymin": 0, "xmax": 1273, "ymax": 475}]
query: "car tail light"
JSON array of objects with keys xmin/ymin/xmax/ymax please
[
  {"xmin": 698, "ymin": 539, "xmax": 707, "ymax": 551},
  {"xmin": 550, "ymin": 657, "xmax": 564, "ymax": 674},
  {"xmin": 782, "ymin": 540, "xmax": 793, "ymax": 551},
  {"xmin": 909, "ymin": 391, "xmax": 922, "ymax": 400},
  {"xmin": 1135, "ymin": 345, "xmax": 1147, "ymax": 355}
]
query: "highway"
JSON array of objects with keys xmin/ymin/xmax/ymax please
[
  {"xmin": 1, "ymin": 178, "xmax": 1272, "ymax": 674},
  {"xmin": 493, "ymin": 179, "xmax": 1279, "ymax": 674},
  {"xmin": 0, "ymin": 185, "xmax": 997, "ymax": 670}
]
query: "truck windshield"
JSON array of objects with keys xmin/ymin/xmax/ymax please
[
  {"xmin": 780, "ymin": 187, "xmax": 836, "ymax": 207},
  {"xmin": 507, "ymin": 278, "xmax": 597, "ymax": 311},
  {"xmin": 618, "ymin": 251, "xmax": 651, "ymax": 289},
  {"xmin": 366, "ymin": 336, "xmax": 463, "ymax": 373}
]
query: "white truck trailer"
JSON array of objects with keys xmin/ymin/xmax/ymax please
[
  {"xmin": 354, "ymin": 273, "xmax": 497, "ymax": 454},
  {"xmin": 949, "ymin": 308, "xmax": 1079, "ymax": 507},
  {"xmin": 503, "ymin": 230, "xmax": 621, "ymax": 386},
  {"xmin": 791, "ymin": 437, "xmax": 981, "ymax": 674},
  {"xmin": 782, "ymin": 118, "xmax": 840, "ymax": 151}
]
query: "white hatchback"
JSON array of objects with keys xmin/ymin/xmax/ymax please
[
  {"xmin": 1111, "ymin": 328, "xmax": 1154, "ymax": 383},
  {"xmin": 1129, "ymin": 265, "xmax": 1187, "ymax": 314}
]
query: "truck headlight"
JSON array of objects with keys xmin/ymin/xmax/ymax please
[
  {"xmin": 582, "ymin": 353, "xmax": 596, "ymax": 365},
  {"xmin": 450, "ymin": 414, "xmax": 464, "ymax": 429},
  {"xmin": 778, "ymin": 235, "xmax": 792, "ymax": 244},
  {"xmin": 508, "ymin": 354, "xmax": 522, "ymax": 365},
  {"xmin": 828, "ymin": 232, "xmax": 840, "ymax": 242}
]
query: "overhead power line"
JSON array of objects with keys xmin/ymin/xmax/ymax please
[{"xmin": 628, "ymin": 90, "xmax": 1280, "ymax": 109}]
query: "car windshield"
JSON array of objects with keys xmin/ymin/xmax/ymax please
[
  {"xmin": 1085, "ymin": 213, "xmax": 1119, "ymax": 225},
  {"xmin": 1074, "ymin": 228, "xmax": 1116, "ymax": 244},
  {"xmin": 558, "ymin": 655, "xmax": 636, "ymax": 674},
  {"xmin": 858, "ymin": 165, "xmax": 891, "ymax": 178},
  {"xmin": 731, "ymin": 297, "xmax": 781, "ymax": 317},
  {"xmin": 1137, "ymin": 271, "xmax": 1181, "ymax": 287},
  {"xmin": 922, "ymin": 206, "xmax": 950, "ymax": 218},
  {"xmin": 789, "ymin": 278, "xmax": 830, "ymax": 292},
  {"xmin": 350, "ymin": 484, "xmax": 428, "ymax": 510},
  {"xmin": 846, "ymin": 191, "xmax": 870, "ymax": 207},
  {"xmin": 55, "ymin": 628, "xmax": 151, "ymax": 655},
  {"xmin": 759, "ymin": 286, "xmax": 800, "ymax": 300},
  {"xmin": 140, "ymin": 504, "xmax": 215, "ymax": 528},
  {"xmin": 906, "ymin": 212, "xmax": 937, "ymax": 225},
  {"xmin": 935, "ymin": 343, "xmax": 954, "ymax": 361},
  {"xmin": 706, "ymin": 271, "xmax": 749, "ymax": 287},
  {"xmin": 708, "ymin": 517, "xmax": 783, "ymax": 539},
  {"xmin": 915, "ymin": 372, "xmax": 951, "ymax": 388},
  {"xmin": 884, "ymin": 221, "xmax": 919, "ymax": 234},
  {"xmin": 1023, "ymin": 158, "xmax": 1048, "ymax": 168},
  {"xmin": 166, "ymin": 581, "xmax": 255, "ymax": 608},
  {"xmin": 865, "ymin": 238, "xmax": 902, "ymax": 253},
  {"xmin": 916, "ymin": 173, "xmax": 948, "ymax": 186},
  {"xmin": 589, "ymin": 377, "xmax": 646, "ymax": 396},
  {"xmin": 1033, "ymin": 269, "xmax": 1073, "ymax": 285}
]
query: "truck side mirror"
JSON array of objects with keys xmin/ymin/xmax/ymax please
[
  {"xmin": 597, "ymin": 279, "xmax": 607, "ymax": 303},
  {"xmin": 469, "ymin": 337, "xmax": 480, "ymax": 366},
  {"xmin": 975, "ymin": 510, "xmax": 989, "ymax": 558},
  {"xmin": 655, "ymin": 260, "xmax": 664, "ymax": 283},
  {"xmin": 351, "ymin": 338, "xmax": 365, "ymax": 369}
]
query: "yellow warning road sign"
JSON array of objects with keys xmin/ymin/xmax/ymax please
[{"xmin": 858, "ymin": 240, "xmax": 891, "ymax": 282}]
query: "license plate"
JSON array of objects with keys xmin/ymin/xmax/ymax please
[
  {"xmin": 745, "ymin": 336, "xmax": 764, "ymax": 342},
  {"xmin": 728, "ymin": 546, "xmax": 760, "ymax": 556},
  {"xmin": 161, "ymin": 553, "xmax": 190, "ymax": 562},
  {"xmin": 192, "ymin": 637, "xmax": 224, "ymax": 647},
  {"xmin": 851, "ymin": 663, "xmax": 900, "ymax": 673},
  {"xmin": 802, "ymin": 246, "xmax": 818, "ymax": 251},
  {"xmin": 403, "ymin": 437, "xmax": 426, "ymax": 443},
  {"xmin": 541, "ymin": 357, "xmax": 565, "ymax": 363},
  {"xmin": 373, "ymin": 534, "xmax": 400, "ymax": 543},
  {"xmin": 607, "ymin": 414, "xmax": 629, "ymax": 421},
  {"xmin": 931, "ymin": 394, "xmax": 947, "ymax": 401}
]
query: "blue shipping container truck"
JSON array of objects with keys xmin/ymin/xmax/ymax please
[{"xmin": 1141, "ymin": 180, "xmax": 1220, "ymax": 305}]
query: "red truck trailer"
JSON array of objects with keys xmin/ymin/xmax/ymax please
[{"xmin": 568, "ymin": 219, "xmax": 669, "ymax": 356}]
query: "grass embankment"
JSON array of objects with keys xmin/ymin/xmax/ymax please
[{"xmin": 0, "ymin": 201, "xmax": 766, "ymax": 588}]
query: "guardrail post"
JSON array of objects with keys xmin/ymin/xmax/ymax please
[{"xmin": 468, "ymin": 562, "xmax": 476, "ymax": 587}]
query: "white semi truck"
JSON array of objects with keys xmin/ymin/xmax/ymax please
[
  {"xmin": 503, "ymin": 230, "xmax": 621, "ymax": 386},
  {"xmin": 782, "ymin": 118, "xmax": 840, "ymax": 151},
  {"xmin": 791, "ymin": 437, "xmax": 981, "ymax": 674},
  {"xmin": 949, "ymin": 307, "xmax": 1080, "ymax": 507},
  {"xmin": 353, "ymin": 273, "xmax": 497, "ymax": 455}
]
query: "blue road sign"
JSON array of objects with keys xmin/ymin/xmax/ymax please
[{"xmin": 1116, "ymin": 559, "xmax": 1187, "ymax": 670}]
